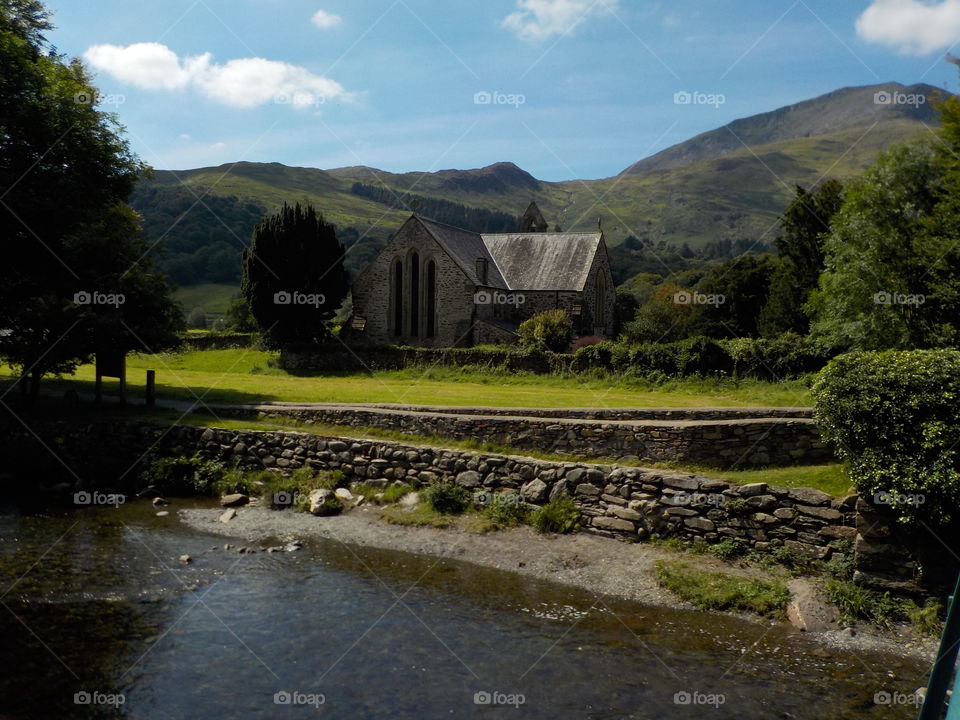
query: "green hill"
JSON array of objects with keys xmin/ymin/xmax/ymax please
[{"xmin": 131, "ymin": 81, "xmax": 947, "ymax": 296}]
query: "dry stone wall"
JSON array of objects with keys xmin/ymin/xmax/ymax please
[
  {"xmin": 1, "ymin": 418, "xmax": 853, "ymax": 563},
  {"xmin": 212, "ymin": 404, "xmax": 832, "ymax": 468}
]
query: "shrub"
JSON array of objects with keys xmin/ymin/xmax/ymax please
[
  {"xmin": 707, "ymin": 537, "xmax": 749, "ymax": 561},
  {"xmin": 518, "ymin": 309, "xmax": 574, "ymax": 353},
  {"xmin": 529, "ymin": 495, "xmax": 581, "ymax": 534},
  {"xmin": 480, "ymin": 493, "xmax": 530, "ymax": 528},
  {"xmin": 812, "ymin": 349, "xmax": 960, "ymax": 526},
  {"xmin": 138, "ymin": 455, "xmax": 225, "ymax": 496},
  {"xmin": 422, "ymin": 481, "xmax": 471, "ymax": 515}
]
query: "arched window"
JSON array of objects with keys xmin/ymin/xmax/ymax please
[
  {"xmin": 392, "ymin": 260, "xmax": 403, "ymax": 336},
  {"xmin": 595, "ymin": 273, "xmax": 607, "ymax": 327},
  {"xmin": 409, "ymin": 252, "xmax": 420, "ymax": 337},
  {"xmin": 426, "ymin": 260, "xmax": 437, "ymax": 338}
]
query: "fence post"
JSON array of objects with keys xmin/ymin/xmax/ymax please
[{"xmin": 145, "ymin": 370, "xmax": 155, "ymax": 408}]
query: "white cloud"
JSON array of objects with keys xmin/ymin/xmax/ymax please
[
  {"xmin": 83, "ymin": 42, "xmax": 208, "ymax": 90},
  {"xmin": 856, "ymin": 0, "xmax": 960, "ymax": 55},
  {"xmin": 502, "ymin": 0, "xmax": 617, "ymax": 42},
  {"xmin": 209, "ymin": 142, "xmax": 227, "ymax": 151},
  {"xmin": 84, "ymin": 42, "xmax": 351, "ymax": 109},
  {"xmin": 311, "ymin": 9, "xmax": 342, "ymax": 29},
  {"xmin": 178, "ymin": 133, "xmax": 192, "ymax": 140}
]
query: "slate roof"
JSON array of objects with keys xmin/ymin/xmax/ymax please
[
  {"xmin": 415, "ymin": 215, "xmax": 601, "ymax": 292},
  {"xmin": 417, "ymin": 217, "xmax": 507, "ymax": 287},
  {"xmin": 481, "ymin": 232, "xmax": 601, "ymax": 291}
]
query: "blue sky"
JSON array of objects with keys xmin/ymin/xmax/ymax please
[{"xmin": 45, "ymin": 0, "xmax": 960, "ymax": 181}]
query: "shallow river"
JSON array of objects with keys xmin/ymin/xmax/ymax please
[{"xmin": 0, "ymin": 500, "xmax": 930, "ymax": 719}]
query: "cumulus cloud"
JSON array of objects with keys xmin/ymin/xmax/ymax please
[
  {"xmin": 856, "ymin": 0, "xmax": 960, "ymax": 55},
  {"xmin": 502, "ymin": 0, "xmax": 617, "ymax": 42},
  {"xmin": 83, "ymin": 42, "xmax": 350, "ymax": 108},
  {"xmin": 311, "ymin": 9, "xmax": 342, "ymax": 29}
]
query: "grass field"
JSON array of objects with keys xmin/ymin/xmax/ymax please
[
  {"xmin": 1, "ymin": 347, "xmax": 813, "ymax": 409},
  {"xmin": 173, "ymin": 283, "xmax": 239, "ymax": 318}
]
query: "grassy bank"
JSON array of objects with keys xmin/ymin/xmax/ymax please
[{"xmin": 1, "ymin": 348, "xmax": 812, "ymax": 408}]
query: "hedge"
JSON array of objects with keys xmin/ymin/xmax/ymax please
[
  {"xmin": 280, "ymin": 334, "xmax": 835, "ymax": 380},
  {"xmin": 812, "ymin": 349, "xmax": 960, "ymax": 526}
]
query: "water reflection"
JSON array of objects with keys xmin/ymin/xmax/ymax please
[{"xmin": 0, "ymin": 501, "xmax": 928, "ymax": 719}]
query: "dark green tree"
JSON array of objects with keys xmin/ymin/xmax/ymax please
[
  {"xmin": 0, "ymin": 1, "xmax": 182, "ymax": 404},
  {"xmin": 692, "ymin": 254, "xmax": 777, "ymax": 338},
  {"xmin": 241, "ymin": 203, "xmax": 348, "ymax": 347},
  {"xmin": 759, "ymin": 181, "xmax": 843, "ymax": 336}
]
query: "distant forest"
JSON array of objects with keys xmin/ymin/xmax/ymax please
[{"xmin": 130, "ymin": 185, "xmax": 381, "ymax": 286}]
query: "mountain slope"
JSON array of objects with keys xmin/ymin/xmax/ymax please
[
  {"xmin": 131, "ymin": 82, "xmax": 948, "ymax": 293},
  {"xmin": 620, "ymin": 82, "xmax": 945, "ymax": 175}
]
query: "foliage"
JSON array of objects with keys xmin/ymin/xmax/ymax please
[
  {"xmin": 692, "ymin": 253, "xmax": 777, "ymax": 338},
  {"xmin": 807, "ymin": 141, "xmax": 954, "ymax": 350},
  {"xmin": 381, "ymin": 482, "xmax": 414, "ymax": 504},
  {"xmin": 759, "ymin": 181, "xmax": 844, "ymax": 336},
  {"xmin": 529, "ymin": 495, "xmax": 581, "ymax": 534},
  {"xmin": 823, "ymin": 579, "xmax": 913, "ymax": 629},
  {"xmin": 518, "ymin": 309, "xmax": 575, "ymax": 353},
  {"xmin": 706, "ymin": 537, "xmax": 749, "ymax": 561},
  {"xmin": 186, "ymin": 308, "xmax": 208, "ymax": 330},
  {"xmin": 654, "ymin": 560, "xmax": 790, "ymax": 616},
  {"xmin": 138, "ymin": 455, "xmax": 226, "ymax": 496},
  {"xmin": 421, "ymin": 480, "xmax": 471, "ymax": 515},
  {"xmin": 479, "ymin": 493, "xmax": 530, "ymax": 528},
  {"xmin": 812, "ymin": 349, "xmax": 960, "ymax": 526},
  {"xmin": 224, "ymin": 294, "xmax": 257, "ymax": 332},
  {"xmin": 241, "ymin": 202, "xmax": 348, "ymax": 348},
  {"xmin": 0, "ymin": 1, "xmax": 182, "ymax": 403}
]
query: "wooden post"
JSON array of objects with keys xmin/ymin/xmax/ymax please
[
  {"xmin": 146, "ymin": 370, "xmax": 156, "ymax": 407},
  {"xmin": 118, "ymin": 354, "xmax": 126, "ymax": 405}
]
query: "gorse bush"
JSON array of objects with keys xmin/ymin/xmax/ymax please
[{"xmin": 812, "ymin": 349, "xmax": 960, "ymax": 526}]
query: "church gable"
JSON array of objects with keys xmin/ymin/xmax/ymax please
[{"xmin": 518, "ymin": 201, "xmax": 548, "ymax": 233}]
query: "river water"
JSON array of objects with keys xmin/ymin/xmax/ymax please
[{"xmin": 0, "ymin": 500, "xmax": 930, "ymax": 719}]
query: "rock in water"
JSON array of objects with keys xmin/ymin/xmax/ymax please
[
  {"xmin": 179, "ymin": 555, "xmax": 191, "ymax": 564},
  {"xmin": 152, "ymin": 497, "xmax": 169, "ymax": 507},
  {"xmin": 219, "ymin": 508, "xmax": 237, "ymax": 523},
  {"xmin": 220, "ymin": 493, "xmax": 249, "ymax": 508},
  {"xmin": 155, "ymin": 511, "xmax": 169, "ymax": 517}
]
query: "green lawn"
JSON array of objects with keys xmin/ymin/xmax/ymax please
[{"xmin": 3, "ymin": 348, "xmax": 812, "ymax": 409}]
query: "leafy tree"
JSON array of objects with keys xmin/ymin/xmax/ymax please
[
  {"xmin": 186, "ymin": 308, "xmax": 207, "ymax": 330},
  {"xmin": 621, "ymin": 282, "xmax": 698, "ymax": 343},
  {"xmin": 241, "ymin": 202, "xmax": 348, "ymax": 348},
  {"xmin": 759, "ymin": 181, "xmax": 843, "ymax": 336},
  {"xmin": 517, "ymin": 309, "xmax": 574, "ymax": 353},
  {"xmin": 0, "ymin": 1, "xmax": 182, "ymax": 403},
  {"xmin": 807, "ymin": 142, "xmax": 944, "ymax": 350},
  {"xmin": 224, "ymin": 294, "xmax": 256, "ymax": 333},
  {"xmin": 692, "ymin": 254, "xmax": 776, "ymax": 338}
]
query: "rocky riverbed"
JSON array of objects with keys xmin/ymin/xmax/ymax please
[{"xmin": 177, "ymin": 501, "xmax": 939, "ymax": 665}]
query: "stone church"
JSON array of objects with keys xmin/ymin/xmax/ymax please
[{"xmin": 347, "ymin": 202, "xmax": 615, "ymax": 348}]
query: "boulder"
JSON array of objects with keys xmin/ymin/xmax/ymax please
[
  {"xmin": 220, "ymin": 493, "xmax": 249, "ymax": 508},
  {"xmin": 456, "ymin": 471, "xmax": 482, "ymax": 489},
  {"xmin": 520, "ymin": 479, "xmax": 549, "ymax": 503},
  {"xmin": 218, "ymin": 508, "xmax": 237, "ymax": 523},
  {"xmin": 308, "ymin": 488, "xmax": 342, "ymax": 516}
]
